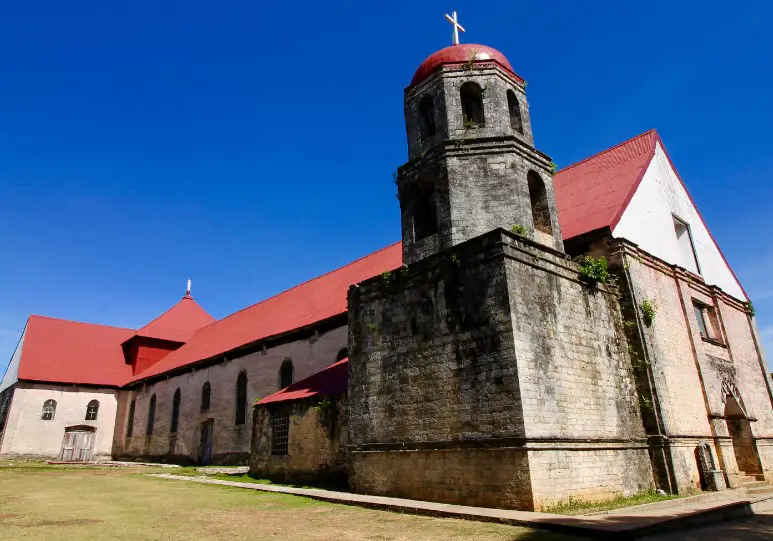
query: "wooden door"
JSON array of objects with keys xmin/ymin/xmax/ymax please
[
  {"xmin": 59, "ymin": 428, "xmax": 95, "ymax": 462},
  {"xmin": 60, "ymin": 431, "xmax": 77, "ymax": 461},
  {"xmin": 199, "ymin": 420, "xmax": 213, "ymax": 465}
]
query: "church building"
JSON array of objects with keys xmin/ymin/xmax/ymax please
[{"xmin": 1, "ymin": 30, "xmax": 772, "ymax": 512}]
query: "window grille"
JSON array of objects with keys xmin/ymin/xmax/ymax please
[
  {"xmin": 271, "ymin": 411, "xmax": 290, "ymax": 456},
  {"xmin": 41, "ymin": 399, "xmax": 56, "ymax": 421},
  {"xmin": 85, "ymin": 400, "xmax": 99, "ymax": 421}
]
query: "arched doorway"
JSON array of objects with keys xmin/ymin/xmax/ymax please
[
  {"xmin": 58, "ymin": 425, "xmax": 96, "ymax": 462},
  {"xmin": 723, "ymin": 382, "xmax": 763, "ymax": 478}
]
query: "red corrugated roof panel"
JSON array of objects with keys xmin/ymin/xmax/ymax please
[
  {"xmin": 127, "ymin": 295, "xmax": 215, "ymax": 344},
  {"xmin": 130, "ymin": 242, "xmax": 403, "ymax": 382},
  {"xmin": 554, "ymin": 129, "xmax": 659, "ymax": 239},
  {"xmin": 257, "ymin": 358, "xmax": 349, "ymax": 405},
  {"xmin": 18, "ymin": 316, "xmax": 135, "ymax": 386},
  {"xmin": 14, "ymin": 131, "xmax": 698, "ymax": 388}
]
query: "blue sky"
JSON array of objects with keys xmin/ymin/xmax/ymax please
[{"xmin": 1, "ymin": 0, "xmax": 772, "ymax": 375}]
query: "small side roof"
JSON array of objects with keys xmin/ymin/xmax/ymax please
[
  {"xmin": 257, "ymin": 358, "xmax": 348, "ymax": 405},
  {"xmin": 18, "ymin": 316, "xmax": 135, "ymax": 386}
]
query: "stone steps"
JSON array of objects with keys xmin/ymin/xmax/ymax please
[{"xmin": 746, "ymin": 485, "xmax": 773, "ymax": 496}]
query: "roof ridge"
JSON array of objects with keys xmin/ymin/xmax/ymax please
[
  {"xmin": 28, "ymin": 314, "xmax": 136, "ymax": 332},
  {"xmin": 134, "ymin": 295, "xmax": 213, "ymax": 334},
  {"xmin": 556, "ymin": 129, "xmax": 658, "ymax": 174},
  {"xmin": 206, "ymin": 241, "xmax": 402, "ymax": 324}
]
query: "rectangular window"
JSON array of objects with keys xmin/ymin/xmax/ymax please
[
  {"xmin": 270, "ymin": 411, "xmax": 290, "ymax": 456},
  {"xmin": 693, "ymin": 301, "xmax": 723, "ymax": 343},
  {"xmin": 694, "ymin": 303, "xmax": 709, "ymax": 338},
  {"xmin": 673, "ymin": 216, "xmax": 700, "ymax": 275}
]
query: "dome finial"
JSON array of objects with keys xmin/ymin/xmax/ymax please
[
  {"xmin": 186, "ymin": 279, "xmax": 192, "ymax": 297},
  {"xmin": 444, "ymin": 11, "xmax": 466, "ymax": 45}
]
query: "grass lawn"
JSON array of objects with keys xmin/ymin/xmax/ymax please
[
  {"xmin": 543, "ymin": 491, "xmax": 683, "ymax": 516},
  {"xmin": 0, "ymin": 463, "xmax": 583, "ymax": 541}
]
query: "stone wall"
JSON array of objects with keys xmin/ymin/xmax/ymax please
[
  {"xmin": 250, "ymin": 394, "xmax": 347, "ymax": 487},
  {"xmin": 116, "ymin": 325, "xmax": 347, "ymax": 464},
  {"xmin": 0, "ymin": 382, "xmax": 118, "ymax": 460},
  {"xmin": 606, "ymin": 238, "xmax": 773, "ymax": 491},
  {"xmin": 348, "ymin": 229, "xmax": 653, "ymax": 510}
]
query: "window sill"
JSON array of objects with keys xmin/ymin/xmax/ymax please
[{"xmin": 701, "ymin": 336, "xmax": 726, "ymax": 348}]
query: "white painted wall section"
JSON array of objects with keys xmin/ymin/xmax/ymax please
[
  {"xmin": 613, "ymin": 143, "xmax": 746, "ymax": 301},
  {"xmin": 0, "ymin": 383, "xmax": 118, "ymax": 458}
]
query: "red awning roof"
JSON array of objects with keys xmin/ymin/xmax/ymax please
[
  {"xmin": 554, "ymin": 129, "xmax": 659, "ymax": 239},
  {"xmin": 125, "ymin": 294, "xmax": 215, "ymax": 344},
  {"xmin": 257, "ymin": 358, "xmax": 349, "ymax": 405},
  {"xmin": 130, "ymin": 242, "xmax": 403, "ymax": 383},
  {"xmin": 18, "ymin": 316, "xmax": 135, "ymax": 387}
]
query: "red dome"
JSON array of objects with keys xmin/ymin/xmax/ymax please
[{"xmin": 410, "ymin": 44, "xmax": 518, "ymax": 86}]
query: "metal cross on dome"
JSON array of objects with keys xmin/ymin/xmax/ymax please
[{"xmin": 445, "ymin": 11, "xmax": 466, "ymax": 45}]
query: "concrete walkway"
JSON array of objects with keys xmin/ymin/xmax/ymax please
[{"xmin": 149, "ymin": 473, "xmax": 773, "ymax": 539}]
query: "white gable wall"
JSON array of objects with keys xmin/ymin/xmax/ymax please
[
  {"xmin": 613, "ymin": 143, "xmax": 746, "ymax": 301},
  {"xmin": 0, "ymin": 323, "xmax": 27, "ymax": 394}
]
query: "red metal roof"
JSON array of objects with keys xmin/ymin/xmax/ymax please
[
  {"xmin": 257, "ymin": 358, "xmax": 349, "ymax": 405},
  {"xmin": 15, "ymin": 130, "xmax": 736, "ymax": 388},
  {"xmin": 554, "ymin": 129, "xmax": 659, "ymax": 240},
  {"xmin": 411, "ymin": 44, "xmax": 521, "ymax": 86},
  {"xmin": 18, "ymin": 316, "xmax": 135, "ymax": 387},
  {"xmin": 126, "ymin": 294, "xmax": 215, "ymax": 344},
  {"xmin": 130, "ymin": 242, "xmax": 403, "ymax": 382}
]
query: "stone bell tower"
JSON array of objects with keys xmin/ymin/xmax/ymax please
[{"xmin": 397, "ymin": 43, "xmax": 564, "ymax": 263}]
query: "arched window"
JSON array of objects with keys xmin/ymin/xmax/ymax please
[
  {"xmin": 201, "ymin": 381, "xmax": 211, "ymax": 413},
  {"xmin": 126, "ymin": 399, "xmax": 136, "ymax": 438},
  {"xmin": 418, "ymin": 95, "xmax": 436, "ymax": 141},
  {"xmin": 507, "ymin": 90, "xmax": 523, "ymax": 134},
  {"xmin": 405, "ymin": 178, "xmax": 438, "ymax": 242},
  {"xmin": 41, "ymin": 399, "xmax": 57, "ymax": 421},
  {"xmin": 460, "ymin": 82, "xmax": 484, "ymax": 127},
  {"xmin": 171, "ymin": 389, "xmax": 181, "ymax": 433},
  {"xmin": 235, "ymin": 371, "xmax": 247, "ymax": 425},
  {"xmin": 279, "ymin": 359, "xmax": 294, "ymax": 389},
  {"xmin": 528, "ymin": 171, "xmax": 553, "ymax": 235},
  {"xmin": 146, "ymin": 394, "xmax": 156, "ymax": 436},
  {"xmin": 85, "ymin": 400, "xmax": 100, "ymax": 421},
  {"xmin": 336, "ymin": 347, "xmax": 348, "ymax": 362}
]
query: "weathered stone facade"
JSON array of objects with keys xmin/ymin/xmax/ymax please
[
  {"xmin": 115, "ymin": 324, "xmax": 348, "ymax": 465},
  {"xmin": 399, "ymin": 55, "xmax": 563, "ymax": 265},
  {"xmin": 250, "ymin": 395, "xmax": 348, "ymax": 487},
  {"xmin": 600, "ymin": 237, "xmax": 773, "ymax": 492},
  {"xmin": 348, "ymin": 230, "xmax": 653, "ymax": 510}
]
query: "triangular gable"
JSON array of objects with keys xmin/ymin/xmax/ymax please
[
  {"xmin": 128, "ymin": 295, "xmax": 215, "ymax": 344},
  {"xmin": 0, "ymin": 323, "xmax": 27, "ymax": 394},
  {"xmin": 613, "ymin": 141, "xmax": 747, "ymax": 301}
]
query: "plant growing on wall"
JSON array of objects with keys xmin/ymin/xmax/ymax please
[
  {"xmin": 640, "ymin": 299, "xmax": 657, "ymax": 327},
  {"xmin": 548, "ymin": 161, "xmax": 557, "ymax": 173},
  {"xmin": 748, "ymin": 301, "xmax": 756, "ymax": 317},
  {"xmin": 511, "ymin": 224, "xmax": 528, "ymax": 237},
  {"xmin": 579, "ymin": 256, "xmax": 609, "ymax": 285}
]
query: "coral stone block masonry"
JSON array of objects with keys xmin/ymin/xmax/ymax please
[{"xmin": 2, "ymin": 24, "xmax": 772, "ymax": 513}]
